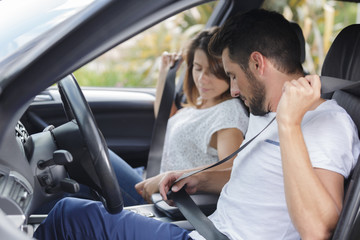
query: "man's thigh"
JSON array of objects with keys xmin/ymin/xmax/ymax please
[{"xmin": 34, "ymin": 197, "xmax": 191, "ymax": 240}]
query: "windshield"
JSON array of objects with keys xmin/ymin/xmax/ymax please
[{"xmin": 0, "ymin": 0, "xmax": 94, "ymax": 62}]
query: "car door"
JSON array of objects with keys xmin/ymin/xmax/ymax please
[
  {"xmin": 19, "ymin": 1, "xmax": 226, "ymax": 169},
  {"xmin": 20, "ymin": 86, "xmax": 155, "ymax": 168}
]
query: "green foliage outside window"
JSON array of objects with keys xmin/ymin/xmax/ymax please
[
  {"xmin": 263, "ymin": 0, "xmax": 357, "ymax": 74},
  {"xmin": 74, "ymin": 2, "xmax": 216, "ymax": 87},
  {"xmin": 74, "ymin": 0, "xmax": 358, "ymax": 87}
]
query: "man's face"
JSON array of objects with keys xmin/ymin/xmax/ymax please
[{"xmin": 222, "ymin": 48, "xmax": 268, "ymax": 116}]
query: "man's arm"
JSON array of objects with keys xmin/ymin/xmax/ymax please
[
  {"xmin": 279, "ymin": 124, "xmax": 343, "ymax": 239},
  {"xmin": 277, "ymin": 75, "xmax": 344, "ymax": 239},
  {"xmin": 159, "ymin": 168, "xmax": 232, "ymax": 201}
]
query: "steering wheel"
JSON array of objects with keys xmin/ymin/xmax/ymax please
[{"xmin": 57, "ymin": 74, "xmax": 123, "ymax": 214}]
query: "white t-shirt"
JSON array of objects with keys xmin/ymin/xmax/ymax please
[
  {"xmin": 189, "ymin": 99, "xmax": 360, "ymax": 240},
  {"xmin": 160, "ymin": 98, "xmax": 249, "ymax": 173}
]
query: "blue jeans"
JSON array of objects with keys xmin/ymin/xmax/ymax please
[
  {"xmin": 108, "ymin": 150, "xmax": 146, "ymax": 206},
  {"xmin": 33, "ymin": 197, "xmax": 191, "ymax": 240}
]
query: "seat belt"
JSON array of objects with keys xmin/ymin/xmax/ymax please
[
  {"xmin": 172, "ymin": 117, "xmax": 276, "ymax": 185},
  {"xmin": 168, "ymin": 75, "xmax": 360, "ymax": 240},
  {"xmin": 320, "ymin": 76, "xmax": 360, "ymax": 94},
  {"xmin": 168, "ymin": 188, "xmax": 229, "ymax": 240},
  {"xmin": 146, "ymin": 60, "xmax": 181, "ymax": 178}
]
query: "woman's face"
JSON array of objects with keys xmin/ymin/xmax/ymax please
[{"xmin": 192, "ymin": 49, "xmax": 229, "ymax": 107}]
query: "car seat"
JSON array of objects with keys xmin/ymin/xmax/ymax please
[{"xmin": 320, "ymin": 24, "xmax": 360, "ymax": 240}]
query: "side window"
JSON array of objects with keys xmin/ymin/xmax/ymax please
[
  {"xmin": 262, "ymin": 0, "xmax": 358, "ymax": 74},
  {"xmin": 74, "ymin": 2, "xmax": 217, "ymax": 88}
]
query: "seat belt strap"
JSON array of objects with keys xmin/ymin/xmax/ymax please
[
  {"xmin": 320, "ymin": 76, "xmax": 360, "ymax": 94},
  {"xmin": 146, "ymin": 60, "xmax": 181, "ymax": 178},
  {"xmin": 172, "ymin": 116, "xmax": 276, "ymax": 184},
  {"xmin": 168, "ymin": 188, "xmax": 229, "ymax": 240}
]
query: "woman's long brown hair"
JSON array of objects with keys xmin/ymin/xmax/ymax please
[{"xmin": 183, "ymin": 27, "xmax": 232, "ymax": 107}]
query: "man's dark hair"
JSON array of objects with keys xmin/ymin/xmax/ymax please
[{"xmin": 209, "ymin": 9, "xmax": 303, "ymax": 74}]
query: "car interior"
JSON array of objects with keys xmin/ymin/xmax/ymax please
[
  {"xmin": 1, "ymin": 0, "xmax": 360, "ymax": 239},
  {"xmin": 320, "ymin": 23, "xmax": 360, "ymax": 240}
]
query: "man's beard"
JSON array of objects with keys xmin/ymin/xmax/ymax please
[{"xmin": 245, "ymin": 69, "xmax": 268, "ymax": 116}]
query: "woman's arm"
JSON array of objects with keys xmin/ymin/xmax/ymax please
[
  {"xmin": 138, "ymin": 127, "xmax": 244, "ymax": 202},
  {"xmin": 158, "ymin": 127, "xmax": 244, "ymax": 199},
  {"xmin": 154, "ymin": 52, "xmax": 182, "ymax": 117},
  {"xmin": 135, "ymin": 173, "xmax": 165, "ymax": 203},
  {"xmin": 211, "ymin": 127, "xmax": 244, "ymax": 169}
]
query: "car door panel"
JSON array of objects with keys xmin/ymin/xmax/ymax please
[{"xmin": 21, "ymin": 87, "xmax": 155, "ymax": 168}]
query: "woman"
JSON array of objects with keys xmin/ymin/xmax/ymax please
[{"xmin": 113, "ymin": 27, "xmax": 249, "ymax": 204}]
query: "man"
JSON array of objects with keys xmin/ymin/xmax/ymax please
[{"xmin": 34, "ymin": 9, "xmax": 360, "ymax": 240}]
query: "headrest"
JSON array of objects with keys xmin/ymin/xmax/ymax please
[
  {"xmin": 321, "ymin": 24, "xmax": 360, "ymax": 81},
  {"xmin": 321, "ymin": 24, "xmax": 360, "ymax": 133},
  {"xmin": 290, "ymin": 22, "xmax": 305, "ymax": 64}
]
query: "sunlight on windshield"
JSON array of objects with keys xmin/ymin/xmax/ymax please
[{"xmin": 0, "ymin": 0, "xmax": 94, "ymax": 61}]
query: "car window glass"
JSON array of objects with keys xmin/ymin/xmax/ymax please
[
  {"xmin": 74, "ymin": 2, "xmax": 217, "ymax": 88},
  {"xmin": 0, "ymin": 0, "xmax": 95, "ymax": 62},
  {"xmin": 262, "ymin": 0, "xmax": 358, "ymax": 75}
]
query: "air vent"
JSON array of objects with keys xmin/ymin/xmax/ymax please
[
  {"xmin": 0, "ymin": 173, "xmax": 5, "ymax": 190},
  {"xmin": 8, "ymin": 178, "xmax": 31, "ymax": 212},
  {"xmin": 15, "ymin": 121, "xmax": 29, "ymax": 144}
]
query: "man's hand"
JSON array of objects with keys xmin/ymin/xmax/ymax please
[
  {"xmin": 276, "ymin": 75, "xmax": 322, "ymax": 127},
  {"xmin": 158, "ymin": 171, "xmax": 201, "ymax": 201}
]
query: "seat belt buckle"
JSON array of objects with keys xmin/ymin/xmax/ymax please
[{"xmin": 166, "ymin": 189, "xmax": 174, "ymax": 200}]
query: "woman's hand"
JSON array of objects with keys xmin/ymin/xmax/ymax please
[
  {"xmin": 135, "ymin": 174, "xmax": 164, "ymax": 203},
  {"xmin": 154, "ymin": 51, "xmax": 183, "ymax": 117},
  {"xmin": 159, "ymin": 51, "xmax": 183, "ymax": 76}
]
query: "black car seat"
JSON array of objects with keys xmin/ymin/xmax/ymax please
[{"xmin": 320, "ymin": 24, "xmax": 360, "ymax": 240}]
